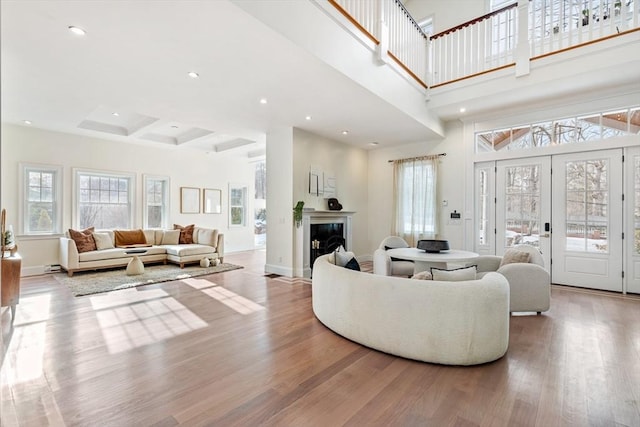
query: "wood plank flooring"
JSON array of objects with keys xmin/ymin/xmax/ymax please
[{"xmin": 1, "ymin": 250, "xmax": 639, "ymax": 426}]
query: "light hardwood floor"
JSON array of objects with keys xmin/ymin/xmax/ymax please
[{"xmin": 1, "ymin": 250, "xmax": 639, "ymax": 426}]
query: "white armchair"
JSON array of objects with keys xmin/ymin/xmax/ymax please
[
  {"xmin": 373, "ymin": 236, "xmax": 415, "ymax": 277},
  {"xmin": 475, "ymin": 244, "xmax": 550, "ymax": 314}
]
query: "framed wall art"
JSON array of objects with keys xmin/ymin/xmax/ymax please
[
  {"xmin": 203, "ymin": 188, "xmax": 222, "ymax": 214},
  {"xmin": 180, "ymin": 187, "xmax": 200, "ymax": 213}
]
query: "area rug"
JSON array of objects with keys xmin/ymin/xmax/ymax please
[{"xmin": 55, "ymin": 263, "xmax": 243, "ymax": 297}]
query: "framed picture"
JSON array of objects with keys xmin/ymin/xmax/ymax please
[
  {"xmin": 180, "ymin": 187, "xmax": 200, "ymax": 213},
  {"xmin": 203, "ymin": 188, "xmax": 222, "ymax": 214}
]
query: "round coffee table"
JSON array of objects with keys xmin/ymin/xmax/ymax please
[
  {"xmin": 386, "ymin": 248, "xmax": 479, "ymax": 274},
  {"xmin": 125, "ymin": 249, "xmax": 148, "ymax": 275}
]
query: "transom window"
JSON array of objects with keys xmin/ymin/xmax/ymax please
[
  {"xmin": 476, "ymin": 106, "xmax": 639, "ymax": 152},
  {"xmin": 75, "ymin": 170, "xmax": 134, "ymax": 229}
]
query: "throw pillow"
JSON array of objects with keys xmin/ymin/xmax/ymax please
[
  {"xmin": 68, "ymin": 227, "xmax": 97, "ymax": 253},
  {"xmin": 114, "ymin": 229, "xmax": 147, "ymax": 247},
  {"xmin": 92, "ymin": 232, "xmax": 114, "ymax": 250},
  {"xmin": 161, "ymin": 229, "xmax": 180, "ymax": 245},
  {"xmin": 499, "ymin": 249, "xmax": 531, "ymax": 268},
  {"xmin": 174, "ymin": 224, "xmax": 195, "ymax": 244},
  {"xmin": 411, "ymin": 270, "xmax": 433, "ymax": 280},
  {"xmin": 344, "ymin": 257, "xmax": 361, "ymax": 271},
  {"xmin": 431, "ymin": 265, "xmax": 477, "ymax": 281},
  {"xmin": 335, "ymin": 248, "xmax": 356, "ymax": 267}
]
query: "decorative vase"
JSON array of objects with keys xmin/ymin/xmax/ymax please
[{"xmin": 200, "ymin": 258, "xmax": 210, "ymax": 268}]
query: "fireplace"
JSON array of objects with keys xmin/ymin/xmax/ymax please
[
  {"xmin": 310, "ymin": 223, "xmax": 346, "ymax": 267},
  {"xmin": 296, "ymin": 210, "xmax": 354, "ymax": 278}
]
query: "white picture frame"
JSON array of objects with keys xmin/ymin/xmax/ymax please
[
  {"xmin": 203, "ymin": 188, "xmax": 222, "ymax": 214},
  {"xmin": 180, "ymin": 187, "xmax": 200, "ymax": 214}
]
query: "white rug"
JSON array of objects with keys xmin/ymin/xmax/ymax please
[{"xmin": 55, "ymin": 263, "xmax": 243, "ymax": 297}]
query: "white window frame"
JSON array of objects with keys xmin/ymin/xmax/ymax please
[
  {"xmin": 20, "ymin": 163, "xmax": 63, "ymax": 236},
  {"xmin": 73, "ymin": 168, "xmax": 135, "ymax": 230},
  {"xmin": 143, "ymin": 174, "xmax": 170, "ymax": 229},
  {"xmin": 229, "ymin": 183, "xmax": 248, "ymax": 228}
]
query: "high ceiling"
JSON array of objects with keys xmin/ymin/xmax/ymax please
[{"xmin": 0, "ymin": 0, "xmax": 439, "ymax": 155}]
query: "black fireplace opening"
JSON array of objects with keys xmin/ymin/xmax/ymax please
[{"xmin": 310, "ymin": 223, "xmax": 345, "ymax": 268}]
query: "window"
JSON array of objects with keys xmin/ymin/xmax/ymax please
[
  {"xmin": 21, "ymin": 164, "xmax": 62, "ymax": 235},
  {"xmin": 392, "ymin": 157, "xmax": 438, "ymax": 245},
  {"xmin": 143, "ymin": 175, "xmax": 169, "ymax": 228},
  {"xmin": 75, "ymin": 169, "xmax": 134, "ymax": 229},
  {"xmin": 229, "ymin": 184, "xmax": 248, "ymax": 227},
  {"xmin": 475, "ymin": 105, "xmax": 639, "ymax": 152}
]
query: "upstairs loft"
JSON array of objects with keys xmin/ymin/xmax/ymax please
[{"xmin": 239, "ymin": 0, "xmax": 640, "ymax": 132}]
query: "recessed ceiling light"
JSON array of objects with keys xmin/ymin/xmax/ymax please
[
  {"xmin": 259, "ymin": 98, "xmax": 268, "ymax": 105},
  {"xmin": 459, "ymin": 107, "xmax": 466, "ymax": 113},
  {"xmin": 112, "ymin": 112, "xmax": 119, "ymax": 117},
  {"xmin": 68, "ymin": 26, "xmax": 86, "ymax": 36},
  {"xmin": 342, "ymin": 130, "xmax": 349, "ymax": 135},
  {"xmin": 187, "ymin": 71, "xmax": 199, "ymax": 79},
  {"xmin": 369, "ymin": 142, "xmax": 379, "ymax": 146},
  {"xmin": 305, "ymin": 115, "xmax": 312, "ymax": 121},
  {"xmin": 23, "ymin": 120, "xmax": 32, "ymax": 125}
]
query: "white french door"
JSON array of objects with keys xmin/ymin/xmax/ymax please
[
  {"xmin": 496, "ymin": 157, "xmax": 551, "ymax": 268},
  {"xmin": 480, "ymin": 148, "xmax": 632, "ymax": 292},
  {"xmin": 625, "ymin": 146, "xmax": 640, "ymax": 294},
  {"xmin": 551, "ymin": 149, "xmax": 624, "ymax": 292}
]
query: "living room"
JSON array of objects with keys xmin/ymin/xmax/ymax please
[{"xmin": 2, "ymin": 0, "xmax": 640, "ymax": 425}]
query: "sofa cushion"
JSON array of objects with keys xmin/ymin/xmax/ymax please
[
  {"xmin": 344, "ymin": 257, "xmax": 360, "ymax": 271},
  {"xmin": 69, "ymin": 227, "xmax": 97, "ymax": 253},
  {"xmin": 114, "ymin": 229, "xmax": 147, "ymax": 247},
  {"xmin": 163, "ymin": 244, "xmax": 215, "ymax": 257},
  {"xmin": 161, "ymin": 230, "xmax": 180, "ymax": 245},
  {"xmin": 431, "ymin": 265, "xmax": 477, "ymax": 281},
  {"xmin": 92, "ymin": 232, "xmax": 115, "ymax": 250},
  {"xmin": 195, "ymin": 228, "xmax": 218, "ymax": 249},
  {"xmin": 174, "ymin": 224, "xmax": 195, "ymax": 244},
  {"xmin": 143, "ymin": 230, "xmax": 157, "ymax": 245},
  {"xmin": 79, "ymin": 248, "xmax": 127, "ymax": 262},
  {"xmin": 335, "ymin": 248, "xmax": 356, "ymax": 267},
  {"xmin": 411, "ymin": 270, "xmax": 433, "ymax": 280},
  {"xmin": 499, "ymin": 249, "xmax": 531, "ymax": 268}
]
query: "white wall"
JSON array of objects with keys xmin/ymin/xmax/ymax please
[
  {"xmin": 367, "ymin": 120, "xmax": 468, "ymax": 253},
  {"xmin": 404, "ymin": 0, "xmax": 487, "ymax": 33},
  {"xmin": 1, "ymin": 124, "xmax": 257, "ymax": 274},
  {"xmin": 265, "ymin": 127, "xmax": 295, "ymax": 276},
  {"xmin": 293, "ymin": 128, "xmax": 369, "ymax": 257}
]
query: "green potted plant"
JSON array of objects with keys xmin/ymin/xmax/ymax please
[{"xmin": 293, "ymin": 201, "xmax": 304, "ymax": 228}]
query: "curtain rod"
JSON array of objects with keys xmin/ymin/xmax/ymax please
[{"xmin": 387, "ymin": 153, "xmax": 446, "ymax": 163}]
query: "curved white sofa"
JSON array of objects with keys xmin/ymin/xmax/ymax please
[{"xmin": 312, "ymin": 254, "xmax": 510, "ymax": 366}]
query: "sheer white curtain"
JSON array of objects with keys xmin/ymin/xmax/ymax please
[{"xmin": 391, "ymin": 156, "xmax": 439, "ymax": 246}]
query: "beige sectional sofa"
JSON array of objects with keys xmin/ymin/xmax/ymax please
[
  {"xmin": 59, "ymin": 227, "xmax": 224, "ymax": 276},
  {"xmin": 312, "ymin": 254, "xmax": 510, "ymax": 366}
]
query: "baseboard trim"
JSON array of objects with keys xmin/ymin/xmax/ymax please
[
  {"xmin": 264, "ymin": 264, "xmax": 294, "ymax": 277},
  {"xmin": 22, "ymin": 265, "xmax": 46, "ymax": 277}
]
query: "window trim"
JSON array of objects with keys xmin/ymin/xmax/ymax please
[
  {"xmin": 72, "ymin": 168, "xmax": 135, "ymax": 230},
  {"xmin": 142, "ymin": 174, "xmax": 170, "ymax": 229},
  {"xmin": 19, "ymin": 163, "xmax": 63, "ymax": 236},
  {"xmin": 229, "ymin": 183, "xmax": 248, "ymax": 228}
]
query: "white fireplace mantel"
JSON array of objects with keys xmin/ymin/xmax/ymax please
[{"xmin": 296, "ymin": 210, "xmax": 354, "ymax": 278}]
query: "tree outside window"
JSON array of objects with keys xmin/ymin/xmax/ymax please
[
  {"xmin": 23, "ymin": 165, "xmax": 61, "ymax": 234},
  {"xmin": 76, "ymin": 170, "xmax": 133, "ymax": 229}
]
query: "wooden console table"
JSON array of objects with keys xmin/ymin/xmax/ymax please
[{"xmin": 2, "ymin": 253, "xmax": 21, "ymax": 319}]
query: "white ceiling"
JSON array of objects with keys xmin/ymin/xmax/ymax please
[{"xmin": 0, "ymin": 0, "xmax": 439, "ymax": 155}]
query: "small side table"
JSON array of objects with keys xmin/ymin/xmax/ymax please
[
  {"xmin": 125, "ymin": 249, "xmax": 147, "ymax": 276},
  {"xmin": 2, "ymin": 253, "xmax": 22, "ymax": 319}
]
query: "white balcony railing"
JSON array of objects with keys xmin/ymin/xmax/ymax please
[{"xmin": 328, "ymin": 0, "xmax": 640, "ymax": 89}]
